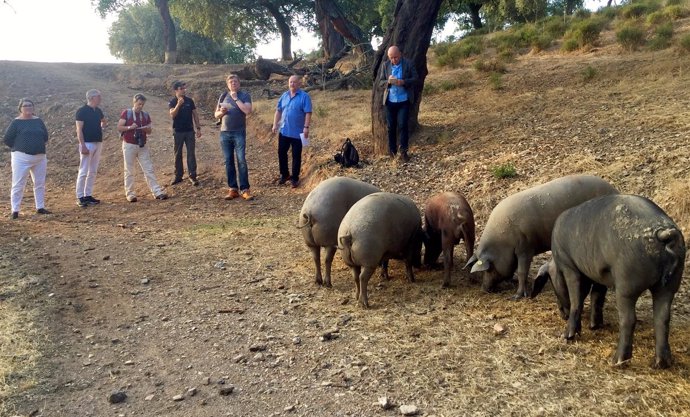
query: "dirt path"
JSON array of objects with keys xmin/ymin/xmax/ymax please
[{"xmin": 2, "ymin": 42, "xmax": 690, "ymax": 417}]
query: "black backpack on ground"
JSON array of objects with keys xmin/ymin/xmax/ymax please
[{"xmin": 334, "ymin": 138, "xmax": 360, "ymax": 168}]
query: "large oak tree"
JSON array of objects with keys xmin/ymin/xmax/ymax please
[{"xmin": 370, "ymin": 0, "xmax": 443, "ymax": 155}]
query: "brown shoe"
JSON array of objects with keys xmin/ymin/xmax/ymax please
[
  {"xmin": 225, "ymin": 189, "xmax": 240, "ymax": 200},
  {"xmin": 241, "ymin": 190, "xmax": 254, "ymax": 201}
]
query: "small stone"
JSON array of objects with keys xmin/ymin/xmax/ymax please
[
  {"xmin": 141, "ymin": 278, "xmax": 150, "ymax": 285},
  {"xmin": 321, "ymin": 381, "xmax": 333, "ymax": 387},
  {"xmin": 493, "ymin": 323, "xmax": 507, "ymax": 336},
  {"xmin": 103, "ymin": 255, "xmax": 110, "ymax": 261},
  {"xmin": 399, "ymin": 404, "xmax": 419, "ymax": 416},
  {"xmin": 145, "ymin": 394, "xmax": 155, "ymax": 401},
  {"xmin": 284, "ymin": 405, "xmax": 296, "ymax": 412},
  {"xmin": 249, "ymin": 343, "xmax": 267, "ymax": 352},
  {"xmin": 378, "ymin": 396, "xmax": 393, "ymax": 410},
  {"xmin": 124, "ymin": 360, "xmax": 135, "ymax": 366},
  {"xmin": 233, "ymin": 354, "xmax": 246, "ymax": 363},
  {"xmin": 187, "ymin": 387, "xmax": 197, "ymax": 397},
  {"xmin": 253, "ymin": 352, "xmax": 266, "ymax": 362},
  {"xmin": 293, "ymin": 337, "xmax": 301, "ymax": 345},
  {"xmin": 538, "ymin": 346, "xmax": 546, "ymax": 355},
  {"xmin": 202, "ymin": 377, "xmax": 211, "ymax": 385},
  {"xmin": 108, "ymin": 391, "xmax": 127, "ymax": 404},
  {"xmin": 172, "ymin": 394, "xmax": 184, "ymax": 401},
  {"xmin": 320, "ymin": 331, "xmax": 339, "ymax": 342},
  {"xmin": 337, "ymin": 314, "xmax": 352, "ymax": 326},
  {"xmin": 219, "ymin": 386, "xmax": 235, "ymax": 396}
]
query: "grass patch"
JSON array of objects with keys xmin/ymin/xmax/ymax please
[
  {"xmin": 423, "ymin": 77, "xmax": 465, "ymax": 95},
  {"xmin": 488, "ymin": 72, "xmax": 503, "ymax": 90},
  {"xmin": 678, "ymin": 33, "xmax": 690, "ymax": 52},
  {"xmin": 597, "ymin": 6, "xmax": 618, "ymax": 20},
  {"xmin": 314, "ymin": 104, "xmax": 329, "ymax": 118},
  {"xmin": 563, "ymin": 16, "xmax": 608, "ymax": 49},
  {"xmin": 434, "ymin": 37, "xmax": 484, "ymax": 68},
  {"xmin": 543, "ymin": 16, "xmax": 570, "ymax": 38},
  {"xmin": 663, "ymin": 4, "xmax": 690, "ymax": 18},
  {"xmin": 491, "ymin": 163, "xmax": 517, "ymax": 178},
  {"xmin": 581, "ymin": 65, "xmax": 598, "ymax": 81},
  {"xmin": 621, "ymin": 0, "xmax": 662, "ymax": 19},
  {"xmin": 616, "ymin": 23, "xmax": 647, "ymax": 51},
  {"xmin": 646, "ymin": 10, "xmax": 671, "ymax": 25},
  {"xmin": 561, "ymin": 38, "xmax": 580, "ymax": 51},
  {"xmin": 649, "ymin": 22, "xmax": 674, "ymax": 49},
  {"xmin": 474, "ymin": 58, "xmax": 507, "ymax": 73}
]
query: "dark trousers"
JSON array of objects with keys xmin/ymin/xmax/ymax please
[
  {"xmin": 278, "ymin": 134, "xmax": 302, "ymax": 181},
  {"xmin": 173, "ymin": 131, "xmax": 197, "ymax": 179},
  {"xmin": 385, "ymin": 99, "xmax": 410, "ymax": 155}
]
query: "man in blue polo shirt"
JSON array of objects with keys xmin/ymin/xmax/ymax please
[{"xmin": 271, "ymin": 75, "xmax": 312, "ymax": 188}]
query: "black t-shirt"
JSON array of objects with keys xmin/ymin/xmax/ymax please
[
  {"xmin": 76, "ymin": 104, "xmax": 105, "ymax": 142},
  {"xmin": 168, "ymin": 96, "xmax": 196, "ymax": 132}
]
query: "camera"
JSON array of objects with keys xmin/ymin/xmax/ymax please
[{"xmin": 134, "ymin": 130, "xmax": 145, "ymax": 147}]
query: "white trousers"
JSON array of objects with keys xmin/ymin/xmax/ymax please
[
  {"xmin": 122, "ymin": 142, "xmax": 163, "ymax": 198},
  {"xmin": 11, "ymin": 151, "xmax": 47, "ymax": 212},
  {"xmin": 75, "ymin": 142, "xmax": 103, "ymax": 198}
]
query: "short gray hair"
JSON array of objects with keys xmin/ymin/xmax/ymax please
[{"xmin": 86, "ymin": 89, "xmax": 101, "ymax": 100}]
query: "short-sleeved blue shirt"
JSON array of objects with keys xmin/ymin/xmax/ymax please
[{"xmin": 276, "ymin": 89, "xmax": 312, "ymax": 139}]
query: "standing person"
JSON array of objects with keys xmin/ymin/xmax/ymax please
[
  {"xmin": 169, "ymin": 80, "xmax": 202, "ymax": 186},
  {"xmin": 377, "ymin": 45, "xmax": 418, "ymax": 162},
  {"xmin": 117, "ymin": 94, "xmax": 168, "ymax": 202},
  {"xmin": 3, "ymin": 98, "xmax": 50, "ymax": 219},
  {"xmin": 271, "ymin": 75, "xmax": 312, "ymax": 188},
  {"xmin": 214, "ymin": 74, "xmax": 254, "ymax": 200},
  {"xmin": 75, "ymin": 89, "xmax": 108, "ymax": 207}
]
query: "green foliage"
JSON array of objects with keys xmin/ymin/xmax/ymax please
[
  {"xmin": 597, "ymin": 6, "xmax": 618, "ymax": 19},
  {"xmin": 563, "ymin": 16, "xmax": 607, "ymax": 48},
  {"xmin": 649, "ymin": 22, "xmax": 674, "ymax": 49},
  {"xmin": 665, "ymin": 0, "xmax": 685, "ymax": 6},
  {"xmin": 542, "ymin": 16, "xmax": 570, "ymax": 38},
  {"xmin": 581, "ymin": 65, "xmax": 597, "ymax": 81},
  {"xmin": 663, "ymin": 4, "xmax": 690, "ymax": 18},
  {"xmin": 488, "ymin": 72, "xmax": 503, "ymax": 90},
  {"xmin": 474, "ymin": 58, "xmax": 507, "ymax": 73},
  {"xmin": 678, "ymin": 33, "xmax": 690, "ymax": 52},
  {"xmin": 314, "ymin": 105, "xmax": 329, "ymax": 118},
  {"xmin": 491, "ymin": 163, "xmax": 517, "ymax": 178},
  {"xmin": 108, "ymin": 3, "xmax": 252, "ymax": 64},
  {"xmin": 574, "ymin": 8, "xmax": 591, "ymax": 18},
  {"xmin": 621, "ymin": 0, "xmax": 662, "ymax": 19},
  {"xmin": 616, "ymin": 23, "xmax": 646, "ymax": 51},
  {"xmin": 434, "ymin": 37, "xmax": 484, "ymax": 68},
  {"xmin": 646, "ymin": 10, "xmax": 670, "ymax": 25},
  {"xmin": 561, "ymin": 37, "xmax": 579, "ymax": 51},
  {"xmin": 532, "ymin": 33, "xmax": 553, "ymax": 51}
]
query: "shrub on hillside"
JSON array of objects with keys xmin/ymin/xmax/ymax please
[
  {"xmin": 561, "ymin": 38, "xmax": 580, "ymax": 51},
  {"xmin": 646, "ymin": 10, "xmax": 671, "ymax": 24},
  {"xmin": 488, "ymin": 72, "xmax": 503, "ymax": 91},
  {"xmin": 663, "ymin": 4, "xmax": 690, "ymax": 18},
  {"xmin": 491, "ymin": 31, "xmax": 523, "ymax": 52},
  {"xmin": 649, "ymin": 22, "xmax": 674, "ymax": 49},
  {"xmin": 665, "ymin": 0, "xmax": 685, "ymax": 6},
  {"xmin": 621, "ymin": 0, "xmax": 662, "ymax": 19},
  {"xmin": 574, "ymin": 8, "xmax": 592, "ymax": 18},
  {"xmin": 473, "ymin": 58, "xmax": 507, "ymax": 73},
  {"xmin": 543, "ymin": 17, "xmax": 570, "ymax": 38},
  {"xmin": 491, "ymin": 163, "xmax": 517, "ymax": 178},
  {"xmin": 616, "ymin": 23, "xmax": 647, "ymax": 51},
  {"xmin": 564, "ymin": 17, "xmax": 608, "ymax": 48},
  {"xmin": 597, "ymin": 6, "xmax": 618, "ymax": 20},
  {"xmin": 581, "ymin": 65, "xmax": 597, "ymax": 81},
  {"xmin": 434, "ymin": 37, "xmax": 483, "ymax": 68},
  {"xmin": 531, "ymin": 33, "xmax": 554, "ymax": 51},
  {"xmin": 678, "ymin": 33, "xmax": 690, "ymax": 51}
]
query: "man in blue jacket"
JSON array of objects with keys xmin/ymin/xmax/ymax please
[{"xmin": 377, "ymin": 45, "xmax": 418, "ymax": 162}]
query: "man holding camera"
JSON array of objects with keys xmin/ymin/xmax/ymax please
[{"xmin": 117, "ymin": 94, "xmax": 167, "ymax": 202}]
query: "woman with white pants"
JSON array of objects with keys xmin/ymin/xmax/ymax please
[{"xmin": 3, "ymin": 98, "xmax": 50, "ymax": 219}]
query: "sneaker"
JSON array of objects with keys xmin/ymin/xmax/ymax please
[
  {"xmin": 225, "ymin": 189, "xmax": 240, "ymax": 200},
  {"xmin": 36, "ymin": 208, "xmax": 51, "ymax": 214},
  {"xmin": 77, "ymin": 197, "xmax": 88, "ymax": 207},
  {"xmin": 399, "ymin": 151, "xmax": 410, "ymax": 163},
  {"xmin": 85, "ymin": 196, "xmax": 100, "ymax": 205},
  {"xmin": 155, "ymin": 193, "xmax": 168, "ymax": 200},
  {"xmin": 171, "ymin": 178, "xmax": 183, "ymax": 185},
  {"xmin": 241, "ymin": 190, "xmax": 254, "ymax": 201},
  {"xmin": 10, "ymin": 212, "xmax": 18, "ymax": 219},
  {"xmin": 291, "ymin": 179, "xmax": 299, "ymax": 189},
  {"xmin": 190, "ymin": 177, "xmax": 200, "ymax": 186},
  {"xmin": 127, "ymin": 196, "xmax": 138, "ymax": 202},
  {"xmin": 276, "ymin": 176, "xmax": 289, "ymax": 185}
]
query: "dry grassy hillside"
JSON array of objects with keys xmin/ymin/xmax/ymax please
[{"xmin": 1, "ymin": 11, "xmax": 690, "ymax": 417}]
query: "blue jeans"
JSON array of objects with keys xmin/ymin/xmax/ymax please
[
  {"xmin": 385, "ymin": 99, "xmax": 410, "ymax": 155},
  {"xmin": 220, "ymin": 130, "xmax": 250, "ymax": 191}
]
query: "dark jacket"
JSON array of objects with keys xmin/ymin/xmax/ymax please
[{"xmin": 377, "ymin": 57, "xmax": 419, "ymax": 106}]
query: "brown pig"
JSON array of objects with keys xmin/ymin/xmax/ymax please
[{"xmin": 423, "ymin": 192, "xmax": 475, "ymax": 287}]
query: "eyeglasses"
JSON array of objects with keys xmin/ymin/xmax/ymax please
[{"xmin": 21, "ymin": 104, "xmax": 34, "ymax": 107}]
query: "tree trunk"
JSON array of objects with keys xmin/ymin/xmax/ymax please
[
  {"xmin": 370, "ymin": 0, "xmax": 443, "ymax": 155},
  {"xmin": 262, "ymin": 1, "xmax": 292, "ymax": 60},
  {"xmin": 316, "ymin": 0, "xmax": 347, "ymax": 59},
  {"xmin": 156, "ymin": 0, "xmax": 177, "ymax": 64},
  {"xmin": 468, "ymin": 2, "xmax": 483, "ymax": 29},
  {"xmin": 316, "ymin": 0, "xmax": 374, "ymax": 66}
]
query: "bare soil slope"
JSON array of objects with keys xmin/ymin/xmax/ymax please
[{"xmin": 1, "ymin": 25, "xmax": 690, "ymax": 417}]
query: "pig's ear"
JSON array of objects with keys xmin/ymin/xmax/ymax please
[
  {"xmin": 531, "ymin": 262, "xmax": 551, "ymax": 298},
  {"xmin": 470, "ymin": 257, "xmax": 491, "ymax": 273},
  {"xmin": 463, "ymin": 253, "xmax": 478, "ymax": 270}
]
